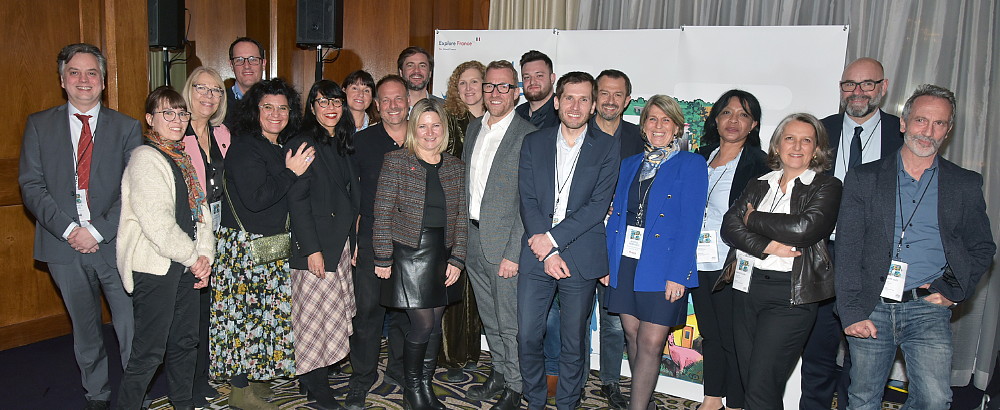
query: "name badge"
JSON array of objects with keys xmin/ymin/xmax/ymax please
[
  {"xmin": 880, "ymin": 260, "xmax": 908, "ymax": 301},
  {"xmin": 75, "ymin": 189, "xmax": 91, "ymax": 222},
  {"xmin": 733, "ymin": 250, "xmax": 754, "ymax": 293},
  {"xmin": 622, "ymin": 225, "xmax": 644, "ymax": 259},
  {"xmin": 697, "ymin": 230, "xmax": 720, "ymax": 263},
  {"xmin": 210, "ymin": 200, "xmax": 222, "ymax": 232},
  {"xmin": 552, "ymin": 208, "xmax": 566, "ymax": 228}
]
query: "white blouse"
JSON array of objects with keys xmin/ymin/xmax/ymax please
[{"xmin": 749, "ymin": 169, "xmax": 816, "ymax": 272}]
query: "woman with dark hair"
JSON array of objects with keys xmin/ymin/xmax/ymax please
[
  {"xmin": 442, "ymin": 60, "xmax": 486, "ymax": 157},
  {"xmin": 605, "ymin": 94, "xmax": 708, "ymax": 409},
  {"xmin": 720, "ymin": 113, "xmax": 842, "ymax": 409},
  {"xmin": 690, "ymin": 90, "xmax": 770, "ymax": 410},
  {"xmin": 438, "ymin": 59, "xmax": 486, "ymax": 382},
  {"xmin": 210, "ymin": 78, "xmax": 315, "ymax": 409},
  {"xmin": 343, "ymin": 70, "xmax": 379, "ymax": 131},
  {"xmin": 116, "ymin": 87, "xmax": 214, "ymax": 409},
  {"xmin": 285, "ymin": 80, "xmax": 359, "ymax": 409},
  {"xmin": 373, "ymin": 98, "xmax": 467, "ymax": 410}
]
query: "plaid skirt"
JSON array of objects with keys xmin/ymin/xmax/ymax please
[
  {"xmin": 290, "ymin": 241, "xmax": 356, "ymax": 374},
  {"xmin": 209, "ymin": 226, "xmax": 296, "ymax": 380}
]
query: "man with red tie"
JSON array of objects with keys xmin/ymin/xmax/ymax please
[{"xmin": 18, "ymin": 43, "xmax": 142, "ymax": 410}]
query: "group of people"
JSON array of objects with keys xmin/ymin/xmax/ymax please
[{"xmin": 18, "ymin": 36, "xmax": 994, "ymax": 410}]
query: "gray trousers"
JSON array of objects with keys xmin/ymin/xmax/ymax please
[
  {"xmin": 48, "ymin": 252, "xmax": 135, "ymax": 401},
  {"xmin": 466, "ymin": 223, "xmax": 521, "ymax": 392}
]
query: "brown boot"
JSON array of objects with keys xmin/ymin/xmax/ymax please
[{"xmin": 229, "ymin": 386, "xmax": 278, "ymax": 410}]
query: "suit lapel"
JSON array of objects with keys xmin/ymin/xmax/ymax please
[
  {"xmin": 53, "ymin": 105, "xmax": 76, "ymax": 168},
  {"xmin": 876, "ymin": 153, "xmax": 898, "ymax": 249},
  {"xmin": 463, "ymin": 119, "xmax": 482, "ymax": 164},
  {"xmin": 936, "ymin": 159, "xmax": 957, "ymax": 237}
]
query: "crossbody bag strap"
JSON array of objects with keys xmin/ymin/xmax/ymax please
[{"xmin": 222, "ymin": 178, "xmax": 248, "ymax": 232}]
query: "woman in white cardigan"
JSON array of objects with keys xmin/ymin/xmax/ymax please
[{"xmin": 115, "ymin": 87, "xmax": 215, "ymax": 410}]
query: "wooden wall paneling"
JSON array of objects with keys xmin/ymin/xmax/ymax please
[
  {"xmin": 245, "ymin": 0, "xmax": 272, "ymax": 80},
  {"xmin": 186, "ymin": 0, "xmax": 248, "ymax": 80},
  {"xmin": 102, "ymin": 0, "xmax": 149, "ymax": 120}
]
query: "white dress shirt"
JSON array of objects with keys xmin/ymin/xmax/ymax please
[
  {"xmin": 468, "ymin": 110, "xmax": 516, "ymax": 220},
  {"xmin": 546, "ymin": 125, "xmax": 587, "ymax": 251},
  {"xmin": 63, "ymin": 103, "xmax": 104, "ymax": 242},
  {"xmin": 750, "ymin": 169, "xmax": 816, "ymax": 272}
]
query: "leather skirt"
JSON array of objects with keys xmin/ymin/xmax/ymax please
[{"xmin": 380, "ymin": 227, "xmax": 461, "ymax": 309}]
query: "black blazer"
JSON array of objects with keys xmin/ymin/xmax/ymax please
[
  {"xmin": 696, "ymin": 143, "xmax": 771, "ymax": 206},
  {"xmin": 286, "ymin": 134, "xmax": 360, "ymax": 270},
  {"xmin": 222, "ymin": 133, "xmax": 298, "ymax": 235},
  {"xmin": 835, "ymin": 153, "xmax": 996, "ymax": 326},
  {"xmin": 821, "ymin": 109, "xmax": 903, "ymax": 175}
]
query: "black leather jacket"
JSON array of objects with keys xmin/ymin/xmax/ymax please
[{"xmin": 720, "ymin": 171, "xmax": 843, "ymax": 304}]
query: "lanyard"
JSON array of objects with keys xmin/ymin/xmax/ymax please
[
  {"xmin": 635, "ymin": 174, "xmax": 657, "ymax": 226},
  {"xmin": 554, "ymin": 146, "xmax": 582, "ymax": 211},
  {"xmin": 895, "ymin": 168, "xmax": 936, "ymax": 259}
]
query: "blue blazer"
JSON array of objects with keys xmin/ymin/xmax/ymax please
[
  {"xmin": 606, "ymin": 151, "xmax": 708, "ymax": 291},
  {"xmin": 518, "ymin": 126, "xmax": 620, "ymax": 280}
]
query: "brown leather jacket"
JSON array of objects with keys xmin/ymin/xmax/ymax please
[{"xmin": 720, "ymin": 171, "xmax": 843, "ymax": 304}]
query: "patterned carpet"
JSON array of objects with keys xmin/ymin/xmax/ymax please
[{"xmin": 148, "ymin": 341, "xmax": 902, "ymax": 409}]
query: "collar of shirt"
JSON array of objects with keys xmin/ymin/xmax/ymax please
[
  {"xmin": 843, "ymin": 108, "xmax": 882, "ymax": 130},
  {"xmin": 482, "ymin": 109, "xmax": 516, "ymax": 132},
  {"xmin": 760, "ymin": 168, "xmax": 817, "ymax": 187},
  {"xmin": 556, "ymin": 124, "xmax": 587, "ymax": 152},
  {"xmin": 231, "ymin": 84, "xmax": 244, "ymax": 100},
  {"xmin": 897, "ymin": 150, "xmax": 940, "ymax": 177},
  {"xmin": 588, "ymin": 116, "xmax": 622, "ymax": 139},
  {"xmin": 68, "ymin": 102, "xmax": 101, "ymax": 141}
]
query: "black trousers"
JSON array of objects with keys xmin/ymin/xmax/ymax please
[
  {"xmin": 690, "ymin": 269, "xmax": 743, "ymax": 408},
  {"xmin": 116, "ymin": 262, "xmax": 199, "ymax": 409},
  {"xmin": 799, "ymin": 242, "xmax": 850, "ymax": 409},
  {"xmin": 733, "ymin": 269, "xmax": 817, "ymax": 410},
  {"xmin": 193, "ymin": 285, "xmax": 212, "ymax": 394},
  {"xmin": 349, "ymin": 245, "xmax": 408, "ymax": 392}
]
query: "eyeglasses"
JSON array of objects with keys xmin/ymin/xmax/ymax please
[
  {"xmin": 192, "ymin": 84, "xmax": 225, "ymax": 98},
  {"xmin": 316, "ymin": 98, "xmax": 344, "ymax": 108},
  {"xmin": 154, "ymin": 110, "xmax": 191, "ymax": 122},
  {"xmin": 231, "ymin": 56, "xmax": 263, "ymax": 66},
  {"xmin": 482, "ymin": 82, "xmax": 514, "ymax": 94},
  {"xmin": 259, "ymin": 103, "xmax": 291, "ymax": 116},
  {"xmin": 839, "ymin": 79, "xmax": 884, "ymax": 92}
]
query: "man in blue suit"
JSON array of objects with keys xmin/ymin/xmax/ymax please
[
  {"xmin": 517, "ymin": 71, "xmax": 620, "ymax": 410},
  {"xmin": 18, "ymin": 43, "xmax": 142, "ymax": 410}
]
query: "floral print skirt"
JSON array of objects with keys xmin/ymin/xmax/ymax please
[{"xmin": 209, "ymin": 226, "xmax": 296, "ymax": 380}]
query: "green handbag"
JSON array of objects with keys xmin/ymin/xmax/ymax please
[{"xmin": 223, "ymin": 180, "xmax": 290, "ymax": 266}]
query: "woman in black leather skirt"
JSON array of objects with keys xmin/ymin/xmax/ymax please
[{"xmin": 372, "ymin": 98, "xmax": 468, "ymax": 410}]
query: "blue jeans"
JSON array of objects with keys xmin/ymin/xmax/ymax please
[{"xmin": 846, "ymin": 298, "xmax": 953, "ymax": 410}]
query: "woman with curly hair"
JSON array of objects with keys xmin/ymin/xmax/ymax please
[{"xmin": 443, "ymin": 60, "xmax": 486, "ymax": 157}]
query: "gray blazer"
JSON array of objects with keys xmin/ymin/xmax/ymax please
[
  {"xmin": 463, "ymin": 113, "xmax": 536, "ymax": 264},
  {"xmin": 19, "ymin": 104, "xmax": 142, "ymax": 265},
  {"xmin": 835, "ymin": 152, "xmax": 996, "ymax": 327}
]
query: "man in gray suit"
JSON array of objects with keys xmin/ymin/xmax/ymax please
[
  {"xmin": 836, "ymin": 84, "xmax": 995, "ymax": 409},
  {"xmin": 18, "ymin": 43, "xmax": 142, "ymax": 410},
  {"xmin": 463, "ymin": 59, "xmax": 537, "ymax": 410}
]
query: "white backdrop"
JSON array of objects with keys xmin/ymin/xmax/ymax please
[{"xmin": 439, "ymin": 26, "xmax": 848, "ymax": 406}]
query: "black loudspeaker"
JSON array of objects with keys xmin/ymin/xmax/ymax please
[
  {"xmin": 149, "ymin": 0, "xmax": 185, "ymax": 49},
  {"xmin": 297, "ymin": 0, "xmax": 343, "ymax": 47}
]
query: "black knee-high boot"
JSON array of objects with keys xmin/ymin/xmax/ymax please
[
  {"xmin": 404, "ymin": 339, "xmax": 431, "ymax": 410},
  {"xmin": 422, "ymin": 333, "xmax": 446, "ymax": 410},
  {"xmin": 300, "ymin": 367, "xmax": 344, "ymax": 410}
]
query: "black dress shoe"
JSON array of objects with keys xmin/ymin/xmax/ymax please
[
  {"xmin": 599, "ymin": 383, "xmax": 628, "ymax": 409},
  {"xmin": 467, "ymin": 369, "xmax": 505, "ymax": 401},
  {"xmin": 85, "ymin": 400, "xmax": 110, "ymax": 410},
  {"xmin": 443, "ymin": 367, "xmax": 465, "ymax": 382},
  {"xmin": 343, "ymin": 386, "xmax": 367, "ymax": 410},
  {"xmin": 490, "ymin": 388, "xmax": 522, "ymax": 410}
]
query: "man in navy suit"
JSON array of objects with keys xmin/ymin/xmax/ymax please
[
  {"xmin": 517, "ymin": 71, "xmax": 620, "ymax": 410},
  {"xmin": 19, "ymin": 43, "xmax": 142, "ymax": 410},
  {"xmin": 836, "ymin": 84, "xmax": 994, "ymax": 409},
  {"xmin": 800, "ymin": 57, "xmax": 903, "ymax": 410}
]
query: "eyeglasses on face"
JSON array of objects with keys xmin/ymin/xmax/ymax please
[
  {"xmin": 231, "ymin": 56, "xmax": 263, "ymax": 66},
  {"xmin": 259, "ymin": 103, "xmax": 291, "ymax": 116},
  {"xmin": 316, "ymin": 98, "xmax": 344, "ymax": 108},
  {"xmin": 193, "ymin": 84, "xmax": 225, "ymax": 98},
  {"xmin": 482, "ymin": 82, "xmax": 514, "ymax": 94},
  {"xmin": 153, "ymin": 110, "xmax": 192, "ymax": 122},
  {"xmin": 839, "ymin": 79, "xmax": 884, "ymax": 92}
]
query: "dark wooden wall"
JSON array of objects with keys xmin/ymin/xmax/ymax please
[{"xmin": 0, "ymin": 0, "xmax": 489, "ymax": 350}]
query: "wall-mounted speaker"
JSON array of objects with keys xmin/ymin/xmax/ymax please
[
  {"xmin": 297, "ymin": 0, "xmax": 344, "ymax": 48},
  {"xmin": 149, "ymin": 0, "xmax": 185, "ymax": 49}
]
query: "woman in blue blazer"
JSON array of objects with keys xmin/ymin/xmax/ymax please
[{"xmin": 605, "ymin": 95, "xmax": 708, "ymax": 409}]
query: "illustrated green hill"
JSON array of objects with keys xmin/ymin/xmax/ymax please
[{"xmin": 626, "ymin": 97, "xmax": 713, "ymax": 151}]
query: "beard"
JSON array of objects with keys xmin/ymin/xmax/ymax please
[
  {"xmin": 840, "ymin": 91, "xmax": 886, "ymax": 118},
  {"xmin": 904, "ymin": 132, "xmax": 942, "ymax": 157},
  {"xmin": 406, "ymin": 78, "xmax": 429, "ymax": 91},
  {"xmin": 597, "ymin": 103, "xmax": 622, "ymax": 121},
  {"xmin": 524, "ymin": 86, "xmax": 551, "ymax": 102}
]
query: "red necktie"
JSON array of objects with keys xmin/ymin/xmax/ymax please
[{"xmin": 74, "ymin": 114, "xmax": 93, "ymax": 191}]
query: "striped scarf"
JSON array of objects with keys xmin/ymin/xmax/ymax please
[{"xmin": 145, "ymin": 131, "xmax": 206, "ymax": 223}]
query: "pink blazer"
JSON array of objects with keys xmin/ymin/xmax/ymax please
[{"xmin": 182, "ymin": 124, "xmax": 231, "ymax": 192}]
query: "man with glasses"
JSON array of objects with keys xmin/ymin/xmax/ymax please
[
  {"xmin": 463, "ymin": 60, "xmax": 537, "ymax": 410},
  {"xmin": 18, "ymin": 43, "xmax": 142, "ymax": 410},
  {"xmin": 224, "ymin": 37, "xmax": 267, "ymax": 127},
  {"xmin": 800, "ymin": 57, "xmax": 903, "ymax": 410}
]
